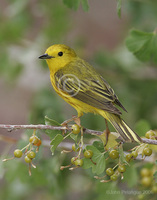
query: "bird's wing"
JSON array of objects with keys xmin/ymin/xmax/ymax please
[{"xmin": 54, "ymin": 59, "xmax": 126, "ymax": 115}]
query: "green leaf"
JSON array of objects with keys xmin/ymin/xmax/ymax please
[
  {"xmin": 93, "ymin": 141, "xmax": 105, "ymax": 153},
  {"xmin": 82, "ymin": 157, "xmax": 93, "ymax": 169},
  {"xmin": 126, "ymin": 29, "xmax": 157, "ymax": 64},
  {"xmin": 45, "ymin": 116, "xmax": 62, "ymax": 139},
  {"xmin": 153, "ymin": 171, "xmax": 157, "ymax": 183},
  {"xmin": 45, "ymin": 116, "xmax": 61, "ymax": 126},
  {"xmin": 118, "ymin": 145, "xmax": 127, "ymax": 164},
  {"xmin": 135, "ymin": 119, "xmax": 151, "ymax": 137},
  {"xmin": 117, "ymin": 0, "xmax": 122, "ymax": 18},
  {"xmin": 81, "ymin": 0, "xmax": 89, "ymax": 12},
  {"xmin": 123, "ymin": 163, "xmax": 138, "ymax": 187},
  {"xmin": 82, "ymin": 145, "xmax": 106, "ymax": 175},
  {"xmin": 63, "ymin": 0, "xmax": 80, "ymax": 10},
  {"xmin": 70, "ymin": 133, "xmax": 78, "ymax": 142},
  {"xmin": 50, "ymin": 134, "xmax": 64, "ymax": 155}
]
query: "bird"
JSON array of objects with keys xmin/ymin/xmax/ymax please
[{"xmin": 39, "ymin": 44, "xmax": 142, "ymax": 143}]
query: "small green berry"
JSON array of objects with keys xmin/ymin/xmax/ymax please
[
  {"xmin": 74, "ymin": 159, "xmax": 83, "ymax": 167},
  {"xmin": 24, "ymin": 156, "xmax": 32, "ymax": 163},
  {"xmin": 72, "ymin": 144, "xmax": 76, "ymax": 151},
  {"xmin": 71, "ymin": 124, "xmax": 80, "ymax": 134},
  {"xmin": 106, "ymin": 168, "xmax": 114, "ymax": 176},
  {"xmin": 14, "ymin": 149, "xmax": 23, "ymax": 158},
  {"xmin": 131, "ymin": 151, "xmax": 138, "ymax": 158},
  {"xmin": 125, "ymin": 154, "xmax": 132, "ymax": 162},
  {"xmin": 72, "ymin": 144, "xmax": 80, "ymax": 152},
  {"xmin": 71, "ymin": 157, "xmax": 77, "ymax": 165},
  {"xmin": 27, "ymin": 151, "xmax": 36, "ymax": 159},
  {"xmin": 143, "ymin": 147, "xmax": 152, "ymax": 156},
  {"xmin": 29, "ymin": 135, "xmax": 39, "ymax": 145},
  {"xmin": 110, "ymin": 174, "xmax": 118, "ymax": 181},
  {"xmin": 84, "ymin": 150, "xmax": 93, "ymax": 159},
  {"xmin": 109, "ymin": 150, "xmax": 119, "ymax": 159},
  {"xmin": 137, "ymin": 194, "xmax": 145, "ymax": 200},
  {"xmin": 145, "ymin": 130, "xmax": 155, "ymax": 139},
  {"xmin": 118, "ymin": 165, "xmax": 126, "ymax": 173},
  {"xmin": 141, "ymin": 176, "xmax": 152, "ymax": 187},
  {"xmin": 140, "ymin": 168, "xmax": 151, "ymax": 177},
  {"xmin": 152, "ymin": 185, "xmax": 157, "ymax": 193}
]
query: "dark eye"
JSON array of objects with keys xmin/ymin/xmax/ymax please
[{"xmin": 58, "ymin": 52, "xmax": 63, "ymax": 56}]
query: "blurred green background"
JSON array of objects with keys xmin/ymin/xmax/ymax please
[{"xmin": 0, "ymin": 0, "xmax": 157, "ymax": 200}]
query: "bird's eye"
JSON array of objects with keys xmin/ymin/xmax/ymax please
[{"xmin": 58, "ymin": 52, "xmax": 63, "ymax": 56}]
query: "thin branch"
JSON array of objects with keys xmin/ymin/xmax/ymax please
[
  {"xmin": 0, "ymin": 124, "xmax": 102, "ymax": 135},
  {"xmin": 0, "ymin": 124, "xmax": 156, "ymax": 145},
  {"xmin": 0, "ymin": 124, "xmax": 67, "ymax": 131}
]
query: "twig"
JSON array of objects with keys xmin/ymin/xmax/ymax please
[
  {"xmin": 0, "ymin": 124, "xmax": 156, "ymax": 145},
  {"xmin": 0, "ymin": 124, "xmax": 102, "ymax": 135},
  {"xmin": 0, "ymin": 124, "xmax": 67, "ymax": 131}
]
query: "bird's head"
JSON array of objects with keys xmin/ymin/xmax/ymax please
[{"xmin": 39, "ymin": 44, "xmax": 77, "ymax": 73}]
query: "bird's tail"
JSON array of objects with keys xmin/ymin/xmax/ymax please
[{"xmin": 102, "ymin": 112, "xmax": 142, "ymax": 143}]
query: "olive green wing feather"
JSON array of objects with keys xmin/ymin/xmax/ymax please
[{"xmin": 54, "ymin": 59, "xmax": 126, "ymax": 115}]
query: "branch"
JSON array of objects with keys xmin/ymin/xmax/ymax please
[
  {"xmin": 0, "ymin": 124, "xmax": 67, "ymax": 131},
  {"xmin": 0, "ymin": 124, "xmax": 156, "ymax": 145}
]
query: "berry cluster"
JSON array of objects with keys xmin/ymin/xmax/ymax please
[
  {"xmin": 126, "ymin": 143, "xmax": 152, "ymax": 162},
  {"xmin": 105, "ymin": 165, "xmax": 126, "ymax": 181},
  {"xmin": 140, "ymin": 167, "xmax": 157, "ymax": 196},
  {"xmin": 145, "ymin": 130, "xmax": 157, "ymax": 140},
  {"xmin": 3, "ymin": 130, "xmax": 42, "ymax": 175},
  {"xmin": 60, "ymin": 124, "xmax": 96, "ymax": 170},
  {"xmin": 140, "ymin": 168, "xmax": 153, "ymax": 187},
  {"xmin": 94, "ymin": 147, "xmax": 127, "ymax": 182},
  {"xmin": 105, "ymin": 149, "xmax": 126, "ymax": 182},
  {"xmin": 60, "ymin": 124, "xmax": 155, "ymax": 183},
  {"xmin": 70, "ymin": 149, "xmax": 94, "ymax": 167}
]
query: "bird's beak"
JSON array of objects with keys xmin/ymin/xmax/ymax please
[{"xmin": 38, "ymin": 53, "xmax": 54, "ymax": 59}]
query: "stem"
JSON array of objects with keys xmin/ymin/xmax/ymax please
[
  {"xmin": 0, "ymin": 124, "xmax": 157, "ymax": 145},
  {"xmin": 63, "ymin": 131, "xmax": 72, "ymax": 140},
  {"xmin": 21, "ymin": 143, "xmax": 31, "ymax": 152},
  {"xmin": 78, "ymin": 127, "xmax": 84, "ymax": 158}
]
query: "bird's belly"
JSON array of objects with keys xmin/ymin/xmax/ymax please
[
  {"xmin": 57, "ymin": 90, "xmax": 98, "ymax": 116},
  {"xmin": 50, "ymin": 74, "xmax": 99, "ymax": 116}
]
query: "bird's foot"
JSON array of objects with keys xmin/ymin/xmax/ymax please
[{"xmin": 61, "ymin": 115, "xmax": 79, "ymax": 126}]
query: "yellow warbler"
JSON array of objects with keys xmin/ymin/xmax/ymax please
[{"xmin": 39, "ymin": 44, "xmax": 142, "ymax": 143}]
